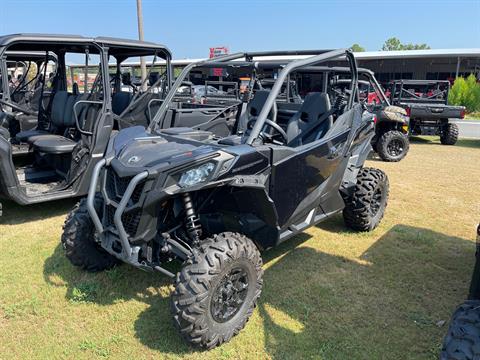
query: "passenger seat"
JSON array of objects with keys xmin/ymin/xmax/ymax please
[
  {"xmin": 286, "ymin": 92, "xmax": 333, "ymax": 146},
  {"xmin": 31, "ymin": 92, "xmax": 81, "ymax": 154},
  {"xmin": 15, "ymin": 91, "xmax": 70, "ymax": 143}
]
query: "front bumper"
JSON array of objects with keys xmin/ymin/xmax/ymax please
[{"xmin": 87, "ymin": 159, "xmax": 148, "ymax": 265}]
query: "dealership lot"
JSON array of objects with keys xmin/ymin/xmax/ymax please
[{"xmin": 1, "ymin": 137, "xmax": 479, "ymax": 359}]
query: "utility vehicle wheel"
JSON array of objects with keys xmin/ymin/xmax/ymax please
[
  {"xmin": 441, "ymin": 300, "xmax": 480, "ymax": 360},
  {"xmin": 61, "ymin": 195, "xmax": 119, "ymax": 272},
  {"xmin": 376, "ymin": 130, "xmax": 409, "ymax": 162},
  {"xmin": 440, "ymin": 123, "xmax": 459, "ymax": 145},
  {"xmin": 343, "ymin": 167, "xmax": 389, "ymax": 231},
  {"xmin": 171, "ymin": 232, "xmax": 263, "ymax": 349}
]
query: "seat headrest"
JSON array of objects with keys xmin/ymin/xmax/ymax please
[
  {"xmin": 112, "ymin": 91, "xmax": 132, "ymax": 115},
  {"xmin": 72, "ymin": 82, "xmax": 79, "ymax": 95},
  {"xmin": 148, "ymin": 72, "xmax": 159, "ymax": 86},
  {"xmin": 248, "ymin": 90, "xmax": 271, "ymax": 116},
  {"xmin": 299, "ymin": 92, "xmax": 331, "ymax": 123}
]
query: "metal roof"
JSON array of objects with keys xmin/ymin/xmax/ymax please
[
  {"xmin": 0, "ymin": 33, "xmax": 171, "ymax": 56},
  {"xmin": 353, "ymin": 48, "xmax": 480, "ymax": 60},
  {"xmin": 113, "ymin": 48, "xmax": 480, "ymax": 67}
]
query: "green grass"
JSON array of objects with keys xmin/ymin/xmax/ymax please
[
  {"xmin": 465, "ymin": 111, "xmax": 480, "ymax": 120},
  {"xmin": 1, "ymin": 139, "xmax": 480, "ymax": 359}
]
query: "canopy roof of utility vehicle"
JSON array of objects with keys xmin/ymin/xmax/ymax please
[
  {"xmin": 0, "ymin": 34, "xmax": 171, "ymax": 58},
  {"xmin": 4, "ymin": 51, "xmax": 57, "ymax": 62}
]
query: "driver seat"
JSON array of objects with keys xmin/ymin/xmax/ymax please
[
  {"xmin": 286, "ymin": 92, "xmax": 333, "ymax": 147},
  {"xmin": 236, "ymin": 90, "xmax": 277, "ymax": 133}
]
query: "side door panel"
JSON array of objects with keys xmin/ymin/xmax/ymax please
[{"xmin": 269, "ymin": 129, "xmax": 349, "ymax": 228}]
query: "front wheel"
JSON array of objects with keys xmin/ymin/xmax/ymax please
[
  {"xmin": 61, "ymin": 196, "xmax": 120, "ymax": 272},
  {"xmin": 343, "ymin": 167, "xmax": 389, "ymax": 231},
  {"xmin": 440, "ymin": 123, "xmax": 459, "ymax": 145},
  {"xmin": 171, "ymin": 232, "xmax": 263, "ymax": 349},
  {"xmin": 376, "ymin": 130, "xmax": 409, "ymax": 162},
  {"xmin": 441, "ymin": 300, "xmax": 480, "ymax": 359}
]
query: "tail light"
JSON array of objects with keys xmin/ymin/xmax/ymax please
[
  {"xmin": 373, "ymin": 115, "xmax": 377, "ymax": 124},
  {"xmin": 460, "ymin": 109, "xmax": 466, "ymax": 119},
  {"xmin": 405, "ymin": 107, "xmax": 411, "ymax": 117}
]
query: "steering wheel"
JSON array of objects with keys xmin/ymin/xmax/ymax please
[
  {"xmin": 0, "ymin": 99, "xmax": 36, "ymax": 116},
  {"xmin": 247, "ymin": 118, "xmax": 288, "ymax": 144}
]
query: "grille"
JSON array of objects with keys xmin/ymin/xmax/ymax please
[
  {"xmin": 106, "ymin": 170, "xmax": 132, "ymax": 201},
  {"xmin": 105, "ymin": 169, "xmax": 145, "ymax": 204},
  {"xmin": 104, "ymin": 204, "xmax": 115, "ymax": 228},
  {"xmin": 122, "ymin": 209, "xmax": 142, "ymax": 237},
  {"xmin": 103, "ymin": 204, "xmax": 142, "ymax": 238},
  {"xmin": 102, "ymin": 168, "xmax": 146, "ymax": 238}
]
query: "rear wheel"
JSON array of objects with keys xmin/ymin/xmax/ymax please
[
  {"xmin": 171, "ymin": 232, "xmax": 263, "ymax": 349},
  {"xmin": 343, "ymin": 167, "xmax": 389, "ymax": 231},
  {"xmin": 61, "ymin": 195, "xmax": 119, "ymax": 272},
  {"xmin": 441, "ymin": 300, "xmax": 480, "ymax": 360},
  {"xmin": 376, "ymin": 130, "xmax": 409, "ymax": 162},
  {"xmin": 440, "ymin": 123, "xmax": 459, "ymax": 145}
]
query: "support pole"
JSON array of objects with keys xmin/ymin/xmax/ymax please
[
  {"xmin": 455, "ymin": 56, "xmax": 461, "ymax": 79},
  {"xmin": 136, "ymin": 0, "xmax": 147, "ymax": 90}
]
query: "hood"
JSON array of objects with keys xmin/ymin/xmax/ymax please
[{"xmin": 111, "ymin": 126, "xmax": 217, "ymax": 168}]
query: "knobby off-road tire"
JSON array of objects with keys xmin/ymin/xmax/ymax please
[
  {"xmin": 171, "ymin": 232, "xmax": 263, "ymax": 349},
  {"xmin": 376, "ymin": 129, "xmax": 409, "ymax": 162},
  {"xmin": 343, "ymin": 167, "xmax": 389, "ymax": 231},
  {"xmin": 61, "ymin": 195, "xmax": 119, "ymax": 272},
  {"xmin": 440, "ymin": 123, "xmax": 459, "ymax": 145},
  {"xmin": 441, "ymin": 300, "xmax": 480, "ymax": 360}
]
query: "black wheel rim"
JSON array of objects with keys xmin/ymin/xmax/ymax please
[
  {"xmin": 370, "ymin": 187, "xmax": 383, "ymax": 216},
  {"xmin": 386, "ymin": 138, "xmax": 404, "ymax": 157},
  {"xmin": 210, "ymin": 266, "xmax": 249, "ymax": 323}
]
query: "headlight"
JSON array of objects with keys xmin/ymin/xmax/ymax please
[{"xmin": 179, "ymin": 162, "xmax": 215, "ymax": 187}]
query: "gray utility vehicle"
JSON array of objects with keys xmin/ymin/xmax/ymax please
[
  {"xmin": 0, "ymin": 51, "xmax": 58, "ymax": 142},
  {"xmin": 441, "ymin": 223, "xmax": 480, "ymax": 359},
  {"xmin": 389, "ymin": 80, "xmax": 465, "ymax": 145},
  {"xmin": 0, "ymin": 34, "xmax": 177, "ymax": 216},
  {"xmin": 62, "ymin": 49, "xmax": 390, "ymax": 349}
]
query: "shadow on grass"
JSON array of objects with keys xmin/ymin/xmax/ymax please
[
  {"xmin": 0, "ymin": 197, "xmax": 78, "ymax": 225},
  {"xmin": 43, "ymin": 222, "xmax": 474, "ymax": 358},
  {"xmin": 455, "ymin": 138, "xmax": 480, "ymax": 149}
]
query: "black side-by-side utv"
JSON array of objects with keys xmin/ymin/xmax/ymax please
[
  {"xmin": 441, "ymin": 223, "xmax": 480, "ymax": 359},
  {"xmin": 62, "ymin": 49, "xmax": 390, "ymax": 349}
]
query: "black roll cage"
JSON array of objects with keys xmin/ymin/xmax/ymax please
[
  {"xmin": 390, "ymin": 79, "xmax": 451, "ymax": 102},
  {"xmin": 245, "ymin": 49, "xmax": 357, "ymax": 144},
  {"xmin": 0, "ymin": 35, "xmax": 173, "ymax": 108},
  {"xmin": 150, "ymin": 49, "xmax": 358, "ymax": 141},
  {"xmin": 298, "ymin": 66, "xmax": 389, "ymax": 106}
]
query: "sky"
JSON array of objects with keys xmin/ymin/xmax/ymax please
[{"xmin": 0, "ymin": 0, "xmax": 479, "ymax": 59}]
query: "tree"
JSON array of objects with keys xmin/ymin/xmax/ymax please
[
  {"xmin": 381, "ymin": 37, "xmax": 431, "ymax": 51},
  {"xmin": 351, "ymin": 43, "xmax": 365, "ymax": 52},
  {"xmin": 449, "ymin": 74, "xmax": 480, "ymax": 112}
]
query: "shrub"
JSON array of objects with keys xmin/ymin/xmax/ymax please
[{"xmin": 449, "ymin": 74, "xmax": 480, "ymax": 112}]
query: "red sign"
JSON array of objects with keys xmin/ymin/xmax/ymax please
[
  {"xmin": 209, "ymin": 47, "xmax": 229, "ymax": 77},
  {"xmin": 209, "ymin": 47, "xmax": 229, "ymax": 59}
]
